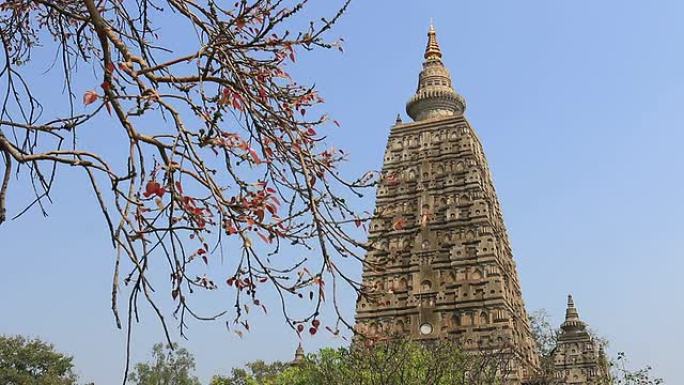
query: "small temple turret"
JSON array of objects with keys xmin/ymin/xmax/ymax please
[
  {"xmin": 406, "ymin": 24, "xmax": 466, "ymax": 121},
  {"xmin": 551, "ymin": 295, "xmax": 611, "ymax": 384},
  {"xmin": 292, "ymin": 343, "xmax": 305, "ymax": 366},
  {"xmin": 395, "ymin": 113, "xmax": 403, "ymax": 125},
  {"xmin": 560, "ymin": 294, "xmax": 587, "ymax": 335}
]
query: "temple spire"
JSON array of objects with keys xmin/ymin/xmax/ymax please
[
  {"xmin": 565, "ymin": 294, "xmax": 580, "ymax": 321},
  {"xmin": 356, "ymin": 24, "xmax": 542, "ymax": 379},
  {"xmin": 561, "ymin": 294, "xmax": 586, "ymax": 333},
  {"xmin": 406, "ymin": 24, "xmax": 466, "ymax": 121},
  {"xmin": 424, "ymin": 23, "xmax": 442, "ymax": 60},
  {"xmin": 292, "ymin": 343, "xmax": 305, "ymax": 366},
  {"xmin": 553, "ymin": 295, "xmax": 610, "ymax": 383}
]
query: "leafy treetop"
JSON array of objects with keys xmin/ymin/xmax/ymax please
[{"xmin": 0, "ymin": 335, "xmax": 78, "ymax": 385}]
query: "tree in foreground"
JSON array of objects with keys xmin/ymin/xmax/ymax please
[
  {"xmin": 612, "ymin": 352, "xmax": 663, "ymax": 385},
  {"xmin": 217, "ymin": 336, "xmax": 665, "ymax": 385},
  {"xmin": 129, "ymin": 343, "xmax": 200, "ymax": 385},
  {"xmin": 213, "ymin": 339, "xmax": 512, "ymax": 385},
  {"xmin": 210, "ymin": 359, "xmax": 289, "ymax": 385},
  {"xmin": 0, "ymin": 335, "xmax": 77, "ymax": 385},
  {"xmin": 0, "ymin": 0, "xmax": 371, "ymax": 360}
]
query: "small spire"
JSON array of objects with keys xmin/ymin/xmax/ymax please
[
  {"xmin": 424, "ymin": 23, "xmax": 442, "ymax": 60},
  {"xmin": 565, "ymin": 294, "xmax": 580, "ymax": 321},
  {"xmin": 292, "ymin": 343, "xmax": 305, "ymax": 365},
  {"xmin": 560, "ymin": 294, "xmax": 589, "ymax": 338},
  {"xmin": 395, "ymin": 113, "xmax": 403, "ymax": 125},
  {"xmin": 406, "ymin": 24, "xmax": 465, "ymax": 121}
]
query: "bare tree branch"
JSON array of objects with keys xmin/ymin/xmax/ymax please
[{"xmin": 0, "ymin": 0, "xmax": 376, "ymax": 382}]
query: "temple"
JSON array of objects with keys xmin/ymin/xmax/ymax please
[
  {"xmin": 351, "ymin": 25, "xmax": 609, "ymax": 385},
  {"xmin": 551, "ymin": 296, "xmax": 610, "ymax": 384},
  {"xmin": 354, "ymin": 24, "xmax": 539, "ymax": 382}
]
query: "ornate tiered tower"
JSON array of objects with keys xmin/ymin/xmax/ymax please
[
  {"xmin": 551, "ymin": 296, "xmax": 610, "ymax": 384},
  {"xmin": 354, "ymin": 26, "xmax": 541, "ymax": 382}
]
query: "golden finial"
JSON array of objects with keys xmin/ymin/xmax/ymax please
[{"xmin": 424, "ymin": 22, "xmax": 442, "ymax": 60}]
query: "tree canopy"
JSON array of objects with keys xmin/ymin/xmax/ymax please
[
  {"xmin": 0, "ymin": 335, "xmax": 77, "ymax": 385},
  {"xmin": 210, "ymin": 360, "xmax": 289, "ymax": 385},
  {"xmin": 129, "ymin": 343, "xmax": 201, "ymax": 385},
  {"xmin": 212, "ymin": 339, "xmax": 509, "ymax": 385},
  {"xmin": 216, "ymin": 336, "xmax": 664, "ymax": 385},
  {"xmin": 129, "ymin": 336, "xmax": 666, "ymax": 385}
]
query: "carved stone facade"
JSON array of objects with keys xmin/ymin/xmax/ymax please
[
  {"xmin": 354, "ymin": 26, "xmax": 541, "ymax": 383},
  {"xmin": 550, "ymin": 296, "xmax": 610, "ymax": 384}
]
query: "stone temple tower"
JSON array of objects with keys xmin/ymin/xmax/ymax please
[
  {"xmin": 354, "ymin": 25, "xmax": 541, "ymax": 382},
  {"xmin": 551, "ymin": 296, "xmax": 610, "ymax": 384}
]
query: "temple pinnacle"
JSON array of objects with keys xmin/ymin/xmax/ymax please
[
  {"xmin": 425, "ymin": 23, "xmax": 442, "ymax": 60},
  {"xmin": 561, "ymin": 294, "xmax": 586, "ymax": 334},
  {"xmin": 292, "ymin": 342, "xmax": 305, "ymax": 365},
  {"xmin": 406, "ymin": 25, "xmax": 466, "ymax": 121},
  {"xmin": 565, "ymin": 294, "xmax": 580, "ymax": 322}
]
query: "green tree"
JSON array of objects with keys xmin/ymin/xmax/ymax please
[
  {"xmin": 222, "ymin": 334, "xmax": 665, "ymax": 385},
  {"xmin": 129, "ymin": 343, "xmax": 200, "ymax": 385},
  {"xmin": 612, "ymin": 352, "xmax": 663, "ymax": 385},
  {"xmin": 0, "ymin": 335, "xmax": 77, "ymax": 385},
  {"xmin": 210, "ymin": 360, "xmax": 289, "ymax": 385},
  {"xmin": 220, "ymin": 340, "xmax": 508, "ymax": 385},
  {"xmin": 279, "ymin": 342, "xmax": 494, "ymax": 385}
]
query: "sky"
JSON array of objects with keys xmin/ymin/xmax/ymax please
[{"xmin": 1, "ymin": 0, "xmax": 683, "ymax": 384}]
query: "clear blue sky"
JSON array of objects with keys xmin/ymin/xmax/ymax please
[{"xmin": 1, "ymin": 1, "xmax": 682, "ymax": 384}]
